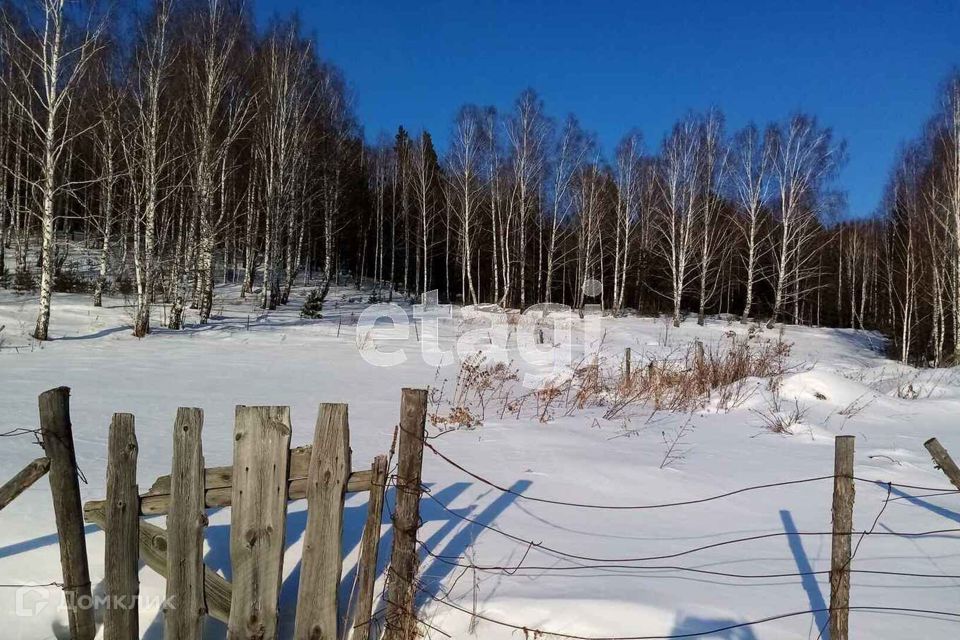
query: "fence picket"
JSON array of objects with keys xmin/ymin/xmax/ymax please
[
  {"xmin": 165, "ymin": 407, "xmax": 207, "ymax": 640},
  {"xmin": 103, "ymin": 413, "xmax": 139, "ymax": 640},
  {"xmin": 351, "ymin": 455, "xmax": 389, "ymax": 640},
  {"xmin": 228, "ymin": 406, "xmax": 292, "ymax": 640},
  {"xmin": 294, "ymin": 403, "xmax": 351, "ymax": 640}
]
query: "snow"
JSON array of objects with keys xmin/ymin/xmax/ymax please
[{"xmin": 1, "ymin": 286, "xmax": 960, "ymax": 639}]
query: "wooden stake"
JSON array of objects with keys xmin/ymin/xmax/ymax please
[
  {"xmin": 228, "ymin": 406, "xmax": 291, "ymax": 640},
  {"xmin": 39, "ymin": 386, "xmax": 95, "ymax": 640},
  {"xmin": 829, "ymin": 435, "xmax": 855, "ymax": 640},
  {"xmin": 103, "ymin": 413, "xmax": 139, "ymax": 640},
  {"xmin": 352, "ymin": 455, "xmax": 388, "ymax": 640},
  {"xmin": 165, "ymin": 408, "xmax": 206, "ymax": 640},
  {"xmin": 0, "ymin": 457, "xmax": 50, "ymax": 512},
  {"xmin": 384, "ymin": 389, "xmax": 427, "ymax": 640},
  {"xmin": 923, "ymin": 438, "xmax": 960, "ymax": 491},
  {"xmin": 294, "ymin": 403, "xmax": 351, "ymax": 640},
  {"xmin": 624, "ymin": 347, "xmax": 632, "ymax": 381}
]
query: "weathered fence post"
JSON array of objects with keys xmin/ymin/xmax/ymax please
[
  {"xmin": 228, "ymin": 406, "xmax": 291, "ymax": 640},
  {"xmin": 923, "ymin": 438, "xmax": 960, "ymax": 491},
  {"xmin": 39, "ymin": 386, "xmax": 96, "ymax": 640},
  {"xmin": 165, "ymin": 408, "xmax": 206, "ymax": 640},
  {"xmin": 294, "ymin": 403, "xmax": 351, "ymax": 640},
  {"xmin": 352, "ymin": 455, "xmax": 389, "ymax": 640},
  {"xmin": 103, "ymin": 413, "xmax": 139, "ymax": 640},
  {"xmin": 0, "ymin": 457, "xmax": 50, "ymax": 512},
  {"xmin": 829, "ymin": 435, "xmax": 855, "ymax": 640},
  {"xmin": 624, "ymin": 347, "xmax": 632, "ymax": 381},
  {"xmin": 384, "ymin": 388, "xmax": 428, "ymax": 640}
]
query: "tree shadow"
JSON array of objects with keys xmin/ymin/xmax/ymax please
[
  {"xmin": 55, "ymin": 325, "xmax": 131, "ymax": 341},
  {"xmin": 779, "ymin": 509, "xmax": 829, "ymax": 639}
]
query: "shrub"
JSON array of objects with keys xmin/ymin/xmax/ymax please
[
  {"xmin": 12, "ymin": 268, "xmax": 36, "ymax": 292},
  {"xmin": 53, "ymin": 266, "xmax": 90, "ymax": 293},
  {"xmin": 301, "ymin": 287, "xmax": 326, "ymax": 319}
]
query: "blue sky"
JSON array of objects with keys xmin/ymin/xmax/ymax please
[{"xmin": 254, "ymin": 0, "xmax": 960, "ymax": 217}]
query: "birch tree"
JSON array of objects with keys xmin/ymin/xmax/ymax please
[
  {"xmin": 766, "ymin": 115, "xmax": 842, "ymax": 328},
  {"xmin": 2, "ymin": 0, "xmax": 103, "ymax": 340},
  {"xmin": 730, "ymin": 123, "xmax": 771, "ymax": 323},
  {"xmin": 654, "ymin": 117, "xmax": 701, "ymax": 327}
]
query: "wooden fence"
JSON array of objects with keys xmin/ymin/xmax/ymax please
[
  {"xmin": 1, "ymin": 386, "xmax": 428, "ymax": 640},
  {"xmin": 4, "ymin": 385, "xmax": 960, "ymax": 640}
]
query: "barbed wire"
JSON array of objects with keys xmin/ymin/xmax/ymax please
[
  {"xmin": 420, "ymin": 436, "xmax": 958, "ymax": 510},
  {"xmin": 418, "ymin": 483, "xmax": 960, "ymax": 564},
  {"xmin": 0, "ymin": 426, "xmax": 87, "ymax": 484},
  {"xmin": 421, "ymin": 594, "xmax": 960, "ymax": 640}
]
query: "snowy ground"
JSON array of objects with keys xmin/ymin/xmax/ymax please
[{"xmin": 1, "ymin": 285, "xmax": 960, "ymax": 639}]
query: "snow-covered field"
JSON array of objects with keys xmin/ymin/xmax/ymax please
[{"xmin": 2, "ymin": 286, "xmax": 960, "ymax": 639}]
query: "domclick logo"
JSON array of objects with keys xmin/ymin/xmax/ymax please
[
  {"xmin": 14, "ymin": 585, "xmax": 176, "ymax": 617},
  {"xmin": 14, "ymin": 585, "xmax": 53, "ymax": 617}
]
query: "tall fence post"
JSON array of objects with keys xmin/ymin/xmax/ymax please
[
  {"xmin": 384, "ymin": 388, "xmax": 428, "ymax": 640},
  {"xmin": 923, "ymin": 438, "xmax": 960, "ymax": 490},
  {"xmin": 829, "ymin": 435, "xmax": 855, "ymax": 640},
  {"xmin": 624, "ymin": 347, "xmax": 632, "ymax": 381},
  {"xmin": 39, "ymin": 386, "xmax": 96, "ymax": 640},
  {"xmin": 103, "ymin": 413, "xmax": 139, "ymax": 640}
]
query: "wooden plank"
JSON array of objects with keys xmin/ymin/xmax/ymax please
[
  {"xmin": 86, "ymin": 509, "xmax": 232, "ymax": 624},
  {"xmin": 0, "ymin": 457, "xmax": 50, "ymax": 512},
  {"xmin": 829, "ymin": 435, "xmax": 855, "ymax": 640},
  {"xmin": 39, "ymin": 386, "xmax": 96, "ymax": 640},
  {"xmin": 165, "ymin": 408, "xmax": 207, "ymax": 640},
  {"xmin": 294, "ymin": 404, "xmax": 351, "ymax": 640},
  {"xmin": 351, "ymin": 455, "xmax": 388, "ymax": 640},
  {"xmin": 228, "ymin": 406, "xmax": 291, "ymax": 640},
  {"xmin": 149, "ymin": 445, "xmax": 314, "ymax": 494},
  {"xmin": 103, "ymin": 414, "xmax": 140, "ymax": 640},
  {"xmin": 383, "ymin": 389, "xmax": 428, "ymax": 640},
  {"xmin": 924, "ymin": 437, "xmax": 960, "ymax": 491},
  {"xmin": 83, "ymin": 451, "xmax": 372, "ymax": 518}
]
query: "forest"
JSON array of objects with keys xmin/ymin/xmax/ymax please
[{"xmin": 1, "ymin": 0, "xmax": 959, "ymax": 367}]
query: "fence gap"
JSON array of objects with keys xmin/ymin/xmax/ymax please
[
  {"xmin": 228, "ymin": 406, "xmax": 292, "ymax": 640},
  {"xmin": 829, "ymin": 434, "xmax": 855, "ymax": 640},
  {"xmin": 103, "ymin": 413, "xmax": 139, "ymax": 640},
  {"xmin": 39, "ymin": 386, "xmax": 96, "ymax": 640},
  {"xmin": 384, "ymin": 388, "xmax": 428, "ymax": 640},
  {"xmin": 165, "ymin": 407, "xmax": 207, "ymax": 640},
  {"xmin": 294, "ymin": 403, "xmax": 351, "ymax": 640}
]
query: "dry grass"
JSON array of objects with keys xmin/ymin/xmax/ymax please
[{"xmin": 427, "ymin": 333, "xmax": 794, "ymax": 432}]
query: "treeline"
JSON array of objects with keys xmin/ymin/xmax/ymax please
[
  {"xmin": 0, "ymin": 0, "xmax": 363, "ymax": 339},
  {"xmin": 0, "ymin": 0, "xmax": 958, "ymax": 367}
]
